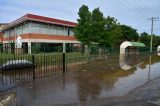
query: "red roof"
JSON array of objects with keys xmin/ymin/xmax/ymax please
[
  {"xmin": 3, "ymin": 14, "xmax": 77, "ymax": 30},
  {"xmin": 26, "ymin": 14, "xmax": 77, "ymax": 27}
]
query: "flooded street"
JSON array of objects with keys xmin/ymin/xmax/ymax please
[{"xmin": 1, "ymin": 54, "xmax": 160, "ymax": 106}]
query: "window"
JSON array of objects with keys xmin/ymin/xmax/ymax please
[
  {"xmin": 3, "ymin": 21, "xmax": 74, "ymax": 37},
  {"xmin": 69, "ymin": 28, "xmax": 75, "ymax": 36}
]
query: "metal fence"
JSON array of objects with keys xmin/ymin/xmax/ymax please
[
  {"xmin": 0, "ymin": 45, "xmax": 153, "ymax": 92},
  {"xmin": 0, "ymin": 47, "xmax": 65, "ymax": 91},
  {"xmin": 0, "ymin": 51, "xmax": 152, "ymax": 106}
]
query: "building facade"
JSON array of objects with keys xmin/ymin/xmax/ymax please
[
  {"xmin": 0, "ymin": 23, "xmax": 8, "ymax": 47},
  {"xmin": 1, "ymin": 14, "xmax": 80, "ymax": 54},
  {"xmin": 0, "ymin": 23, "xmax": 8, "ymax": 31}
]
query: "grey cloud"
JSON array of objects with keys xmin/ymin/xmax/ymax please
[{"xmin": 0, "ymin": 0, "xmax": 160, "ymax": 35}]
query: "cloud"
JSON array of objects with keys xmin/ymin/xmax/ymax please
[{"xmin": 0, "ymin": 0, "xmax": 160, "ymax": 35}]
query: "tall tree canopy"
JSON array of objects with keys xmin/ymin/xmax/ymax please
[
  {"xmin": 139, "ymin": 32, "xmax": 150, "ymax": 47},
  {"xmin": 119, "ymin": 25, "xmax": 139, "ymax": 41},
  {"xmin": 75, "ymin": 5, "xmax": 159, "ymax": 49},
  {"xmin": 140, "ymin": 32, "xmax": 160, "ymax": 48},
  {"xmin": 75, "ymin": 5, "xmax": 92, "ymax": 45},
  {"xmin": 76, "ymin": 5, "xmax": 106, "ymax": 46},
  {"xmin": 91, "ymin": 8, "xmax": 105, "ymax": 44},
  {"xmin": 104, "ymin": 16, "xmax": 122, "ymax": 48}
]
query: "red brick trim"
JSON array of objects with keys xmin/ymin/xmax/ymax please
[{"xmin": 3, "ymin": 33, "xmax": 77, "ymax": 41}]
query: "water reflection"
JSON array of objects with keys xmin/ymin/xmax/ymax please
[
  {"xmin": 148, "ymin": 55, "xmax": 152, "ymax": 80},
  {"xmin": 119, "ymin": 54, "xmax": 132, "ymax": 70},
  {"xmin": 73, "ymin": 54, "xmax": 149, "ymax": 101},
  {"xmin": 1, "ymin": 54, "xmax": 160, "ymax": 105}
]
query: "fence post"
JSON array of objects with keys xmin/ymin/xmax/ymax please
[
  {"xmin": 63, "ymin": 53, "xmax": 66, "ymax": 73},
  {"xmin": 62, "ymin": 43, "xmax": 66, "ymax": 73},
  {"xmin": 32, "ymin": 55, "xmax": 35, "ymax": 79},
  {"xmin": 1, "ymin": 69, "xmax": 4, "ymax": 85}
]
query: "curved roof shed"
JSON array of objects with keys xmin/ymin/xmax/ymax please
[
  {"xmin": 157, "ymin": 46, "xmax": 160, "ymax": 51},
  {"xmin": 120, "ymin": 41, "xmax": 145, "ymax": 54},
  {"xmin": 157, "ymin": 46, "xmax": 160, "ymax": 56}
]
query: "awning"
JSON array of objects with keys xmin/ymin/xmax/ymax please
[
  {"xmin": 129, "ymin": 42, "xmax": 145, "ymax": 47},
  {"xmin": 120, "ymin": 41, "xmax": 145, "ymax": 49},
  {"xmin": 120, "ymin": 41, "xmax": 145, "ymax": 54}
]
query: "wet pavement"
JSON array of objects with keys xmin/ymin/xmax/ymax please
[{"xmin": 1, "ymin": 53, "xmax": 160, "ymax": 106}]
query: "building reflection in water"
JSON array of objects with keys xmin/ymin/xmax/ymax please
[
  {"xmin": 1, "ymin": 54, "xmax": 160, "ymax": 105},
  {"xmin": 73, "ymin": 54, "xmax": 147, "ymax": 101}
]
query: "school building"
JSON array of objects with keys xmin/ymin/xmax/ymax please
[{"xmin": 1, "ymin": 14, "xmax": 81, "ymax": 54}]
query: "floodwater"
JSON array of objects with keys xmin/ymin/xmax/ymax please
[{"xmin": 2, "ymin": 53, "xmax": 160, "ymax": 106}]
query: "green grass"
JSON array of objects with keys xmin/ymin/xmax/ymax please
[{"xmin": 0, "ymin": 52, "xmax": 85, "ymax": 65}]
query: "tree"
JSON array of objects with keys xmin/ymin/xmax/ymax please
[
  {"xmin": 140, "ymin": 32, "xmax": 160, "ymax": 49},
  {"xmin": 102, "ymin": 16, "xmax": 122, "ymax": 48},
  {"xmin": 120, "ymin": 25, "xmax": 139, "ymax": 41},
  {"xmin": 91, "ymin": 8, "xmax": 105, "ymax": 44},
  {"xmin": 107, "ymin": 25, "xmax": 122, "ymax": 48},
  {"xmin": 75, "ymin": 5, "xmax": 92, "ymax": 45},
  {"xmin": 76, "ymin": 5, "xmax": 143, "ymax": 49},
  {"xmin": 139, "ymin": 32, "xmax": 150, "ymax": 47},
  {"xmin": 152, "ymin": 35, "xmax": 160, "ymax": 48},
  {"xmin": 104, "ymin": 16, "xmax": 118, "ymax": 30},
  {"xmin": 76, "ymin": 5, "xmax": 106, "ymax": 47}
]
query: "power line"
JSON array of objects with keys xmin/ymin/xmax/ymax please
[
  {"xmin": 107, "ymin": 0, "xmax": 160, "ymax": 34},
  {"xmin": 117, "ymin": 0, "xmax": 151, "ymax": 17},
  {"xmin": 115, "ymin": 0, "xmax": 143, "ymax": 18},
  {"xmin": 132, "ymin": 0, "xmax": 153, "ymax": 17}
]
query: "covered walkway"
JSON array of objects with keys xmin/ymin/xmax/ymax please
[
  {"xmin": 120, "ymin": 41, "xmax": 145, "ymax": 54},
  {"xmin": 157, "ymin": 46, "xmax": 160, "ymax": 56}
]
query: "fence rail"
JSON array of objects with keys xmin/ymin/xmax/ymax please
[
  {"xmin": 0, "ymin": 46, "xmax": 152, "ymax": 91},
  {"xmin": 0, "ymin": 52, "xmax": 64, "ymax": 91}
]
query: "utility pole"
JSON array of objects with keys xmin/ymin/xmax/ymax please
[
  {"xmin": 147, "ymin": 17, "xmax": 159, "ymax": 82},
  {"xmin": 148, "ymin": 17, "xmax": 159, "ymax": 53}
]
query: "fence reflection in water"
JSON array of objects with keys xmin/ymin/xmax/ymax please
[
  {"xmin": 0, "ymin": 53, "xmax": 63, "ymax": 89},
  {"xmin": 0, "ymin": 46, "xmax": 150, "ymax": 86}
]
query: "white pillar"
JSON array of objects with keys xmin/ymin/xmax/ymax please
[
  {"xmin": 120, "ymin": 48, "xmax": 125, "ymax": 54},
  {"xmin": 28, "ymin": 42, "xmax": 31, "ymax": 54},
  {"xmin": 63, "ymin": 43, "xmax": 66, "ymax": 53},
  {"xmin": 99, "ymin": 48, "xmax": 102, "ymax": 58},
  {"xmin": 84, "ymin": 45, "xmax": 88, "ymax": 54}
]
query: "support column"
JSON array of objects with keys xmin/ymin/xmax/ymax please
[
  {"xmin": 84, "ymin": 45, "xmax": 88, "ymax": 54},
  {"xmin": 28, "ymin": 42, "xmax": 31, "ymax": 54},
  {"xmin": 71, "ymin": 43, "xmax": 73, "ymax": 52},
  {"xmin": 62, "ymin": 43, "xmax": 66, "ymax": 73},
  {"xmin": 63, "ymin": 43, "xmax": 66, "ymax": 53},
  {"xmin": 99, "ymin": 47, "xmax": 102, "ymax": 58}
]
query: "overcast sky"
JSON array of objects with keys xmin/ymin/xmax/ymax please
[{"xmin": 0, "ymin": 0, "xmax": 160, "ymax": 35}]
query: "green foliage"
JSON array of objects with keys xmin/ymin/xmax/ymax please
[
  {"xmin": 76, "ymin": 5, "xmax": 106, "ymax": 46},
  {"xmin": 75, "ymin": 5, "xmax": 92, "ymax": 45},
  {"xmin": 140, "ymin": 32, "xmax": 160, "ymax": 48},
  {"xmin": 119, "ymin": 25, "xmax": 139, "ymax": 41},
  {"xmin": 91, "ymin": 8, "xmax": 105, "ymax": 44},
  {"xmin": 76, "ymin": 5, "xmax": 159, "ymax": 48},
  {"xmin": 153, "ymin": 35, "xmax": 160, "ymax": 47},
  {"xmin": 104, "ymin": 16, "xmax": 122, "ymax": 48},
  {"xmin": 139, "ymin": 32, "xmax": 150, "ymax": 47}
]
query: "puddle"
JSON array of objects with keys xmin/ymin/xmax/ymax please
[{"xmin": 1, "ymin": 54, "xmax": 160, "ymax": 105}]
